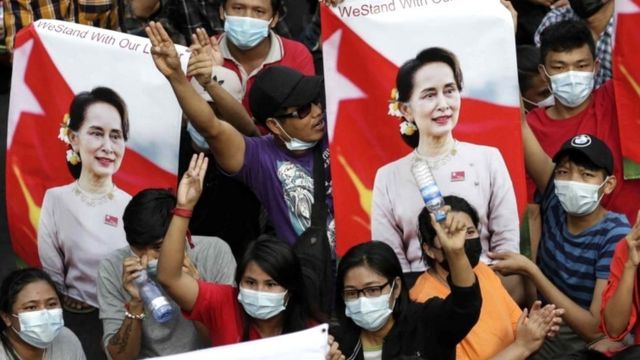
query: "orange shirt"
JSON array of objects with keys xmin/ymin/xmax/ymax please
[{"xmin": 410, "ymin": 263, "xmax": 521, "ymax": 360}]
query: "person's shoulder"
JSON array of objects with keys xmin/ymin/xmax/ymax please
[
  {"xmin": 600, "ymin": 211, "xmax": 632, "ymax": 233},
  {"xmin": 376, "ymin": 152, "xmax": 412, "ymax": 177},
  {"xmin": 54, "ymin": 327, "xmax": 83, "ymax": 350},
  {"xmin": 98, "ymin": 246, "xmax": 130, "ymax": 276},
  {"xmin": 278, "ymin": 35, "xmax": 311, "ymax": 54},
  {"xmin": 112, "ymin": 186, "xmax": 132, "ymax": 201},
  {"xmin": 457, "ymin": 141, "xmax": 498, "ymax": 155},
  {"xmin": 189, "ymin": 236, "xmax": 233, "ymax": 261},
  {"xmin": 43, "ymin": 182, "xmax": 76, "ymax": 199}
]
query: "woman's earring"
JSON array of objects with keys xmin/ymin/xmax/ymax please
[{"xmin": 66, "ymin": 149, "xmax": 81, "ymax": 165}]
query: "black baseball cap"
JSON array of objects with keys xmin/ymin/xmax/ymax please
[
  {"xmin": 552, "ymin": 134, "xmax": 613, "ymax": 175},
  {"xmin": 249, "ymin": 66, "xmax": 323, "ymax": 125}
]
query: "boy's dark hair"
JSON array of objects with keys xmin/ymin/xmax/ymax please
[
  {"xmin": 555, "ymin": 151, "xmax": 610, "ymax": 178},
  {"xmin": 539, "ymin": 19, "xmax": 596, "ymax": 66},
  {"xmin": 417, "ymin": 195, "xmax": 480, "ymax": 268},
  {"xmin": 122, "ymin": 188, "xmax": 176, "ymax": 248}
]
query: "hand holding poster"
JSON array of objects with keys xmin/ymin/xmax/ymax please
[
  {"xmin": 321, "ymin": 0, "xmax": 526, "ymax": 265},
  {"xmin": 149, "ymin": 324, "xmax": 329, "ymax": 360},
  {"xmin": 6, "ymin": 21, "xmax": 184, "ymax": 308}
]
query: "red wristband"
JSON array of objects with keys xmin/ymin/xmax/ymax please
[{"xmin": 172, "ymin": 208, "xmax": 193, "ymax": 218}]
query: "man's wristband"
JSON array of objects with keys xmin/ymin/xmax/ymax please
[
  {"xmin": 124, "ymin": 302, "xmax": 145, "ymax": 320},
  {"xmin": 172, "ymin": 208, "xmax": 193, "ymax": 218}
]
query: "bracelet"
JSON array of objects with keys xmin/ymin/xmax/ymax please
[
  {"xmin": 172, "ymin": 208, "xmax": 193, "ymax": 218},
  {"xmin": 125, "ymin": 310, "xmax": 145, "ymax": 320}
]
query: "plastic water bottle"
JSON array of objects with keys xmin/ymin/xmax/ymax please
[
  {"xmin": 411, "ymin": 157, "xmax": 446, "ymax": 222},
  {"xmin": 134, "ymin": 270, "xmax": 174, "ymax": 323}
]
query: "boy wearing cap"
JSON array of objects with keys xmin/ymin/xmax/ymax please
[
  {"xmin": 146, "ymin": 21, "xmax": 334, "ymax": 250},
  {"xmin": 527, "ymin": 19, "xmax": 640, "ymax": 224},
  {"xmin": 490, "ymin": 126, "xmax": 631, "ymax": 359}
]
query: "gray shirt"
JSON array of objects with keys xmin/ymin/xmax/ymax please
[
  {"xmin": 97, "ymin": 236, "xmax": 236, "ymax": 359},
  {"xmin": 0, "ymin": 327, "xmax": 86, "ymax": 360}
]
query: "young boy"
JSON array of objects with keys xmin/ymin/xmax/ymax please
[{"xmin": 491, "ymin": 130, "xmax": 631, "ymax": 359}]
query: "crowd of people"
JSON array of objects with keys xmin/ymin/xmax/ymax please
[{"xmin": 1, "ymin": 0, "xmax": 640, "ymax": 359}]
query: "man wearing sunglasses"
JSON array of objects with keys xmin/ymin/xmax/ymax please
[{"xmin": 147, "ymin": 21, "xmax": 333, "ymax": 250}]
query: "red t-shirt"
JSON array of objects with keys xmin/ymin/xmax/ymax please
[
  {"xmin": 600, "ymin": 239, "xmax": 640, "ymax": 344},
  {"xmin": 182, "ymin": 281, "xmax": 260, "ymax": 345},
  {"xmin": 526, "ymin": 81, "xmax": 640, "ymax": 223}
]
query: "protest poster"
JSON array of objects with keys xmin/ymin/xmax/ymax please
[
  {"xmin": 150, "ymin": 324, "xmax": 328, "ymax": 360},
  {"xmin": 6, "ymin": 20, "xmax": 185, "ymax": 268},
  {"xmin": 321, "ymin": 0, "xmax": 526, "ymax": 255}
]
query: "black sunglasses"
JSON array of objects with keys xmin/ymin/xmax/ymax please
[{"xmin": 274, "ymin": 99, "xmax": 322, "ymax": 120}]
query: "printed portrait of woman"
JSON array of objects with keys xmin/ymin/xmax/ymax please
[
  {"xmin": 371, "ymin": 47, "xmax": 520, "ymax": 277},
  {"xmin": 37, "ymin": 87, "xmax": 132, "ymax": 358}
]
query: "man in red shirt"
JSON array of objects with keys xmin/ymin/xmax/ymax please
[
  {"xmin": 526, "ymin": 19, "xmax": 640, "ymax": 223},
  {"xmin": 215, "ymin": 0, "xmax": 315, "ymax": 116}
]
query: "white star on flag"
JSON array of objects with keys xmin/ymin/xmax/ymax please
[
  {"xmin": 7, "ymin": 39, "xmax": 45, "ymax": 149},
  {"xmin": 323, "ymin": 30, "xmax": 366, "ymax": 142},
  {"xmin": 617, "ymin": 0, "xmax": 640, "ymax": 13}
]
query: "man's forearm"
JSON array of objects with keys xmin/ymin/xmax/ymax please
[
  {"xmin": 106, "ymin": 301, "xmax": 144, "ymax": 360},
  {"xmin": 204, "ymin": 80, "xmax": 258, "ymax": 136}
]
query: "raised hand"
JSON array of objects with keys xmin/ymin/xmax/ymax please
[
  {"xmin": 187, "ymin": 31, "xmax": 215, "ymax": 87},
  {"xmin": 145, "ymin": 21, "xmax": 183, "ymax": 79},
  {"xmin": 177, "ymin": 153, "xmax": 208, "ymax": 210},
  {"xmin": 122, "ymin": 255, "xmax": 148, "ymax": 300},
  {"xmin": 626, "ymin": 210, "xmax": 640, "ymax": 267},
  {"xmin": 430, "ymin": 206, "xmax": 467, "ymax": 255}
]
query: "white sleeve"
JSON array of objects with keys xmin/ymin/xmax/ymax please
[
  {"xmin": 38, "ymin": 192, "xmax": 67, "ymax": 294},
  {"xmin": 371, "ymin": 168, "xmax": 411, "ymax": 272}
]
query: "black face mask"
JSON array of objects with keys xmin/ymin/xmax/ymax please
[
  {"xmin": 436, "ymin": 237, "xmax": 482, "ymax": 271},
  {"xmin": 569, "ymin": 0, "xmax": 606, "ymax": 19}
]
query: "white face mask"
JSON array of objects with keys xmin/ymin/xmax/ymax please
[
  {"xmin": 237, "ymin": 287, "xmax": 288, "ymax": 320},
  {"xmin": 554, "ymin": 178, "xmax": 607, "ymax": 216},
  {"xmin": 523, "ymin": 94, "xmax": 555, "ymax": 109},
  {"xmin": 12, "ymin": 308, "xmax": 64, "ymax": 349},
  {"xmin": 223, "ymin": 14, "xmax": 271, "ymax": 50},
  {"xmin": 344, "ymin": 281, "xmax": 396, "ymax": 332},
  {"xmin": 545, "ymin": 68, "xmax": 595, "ymax": 108},
  {"xmin": 273, "ymin": 121, "xmax": 318, "ymax": 151}
]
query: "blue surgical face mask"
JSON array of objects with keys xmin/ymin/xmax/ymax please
[
  {"xmin": 12, "ymin": 308, "xmax": 64, "ymax": 349},
  {"xmin": 147, "ymin": 259, "xmax": 159, "ymax": 277},
  {"xmin": 544, "ymin": 67, "xmax": 595, "ymax": 108},
  {"xmin": 237, "ymin": 287, "xmax": 288, "ymax": 320},
  {"xmin": 273, "ymin": 121, "xmax": 318, "ymax": 151},
  {"xmin": 224, "ymin": 14, "xmax": 271, "ymax": 50},
  {"xmin": 344, "ymin": 281, "xmax": 396, "ymax": 332}
]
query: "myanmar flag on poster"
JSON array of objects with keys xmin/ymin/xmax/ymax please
[
  {"xmin": 6, "ymin": 21, "xmax": 185, "ymax": 266},
  {"xmin": 321, "ymin": 0, "xmax": 527, "ymax": 256},
  {"xmin": 614, "ymin": 0, "xmax": 640, "ymax": 179}
]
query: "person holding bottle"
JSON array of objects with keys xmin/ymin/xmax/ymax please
[
  {"xmin": 0, "ymin": 268, "xmax": 85, "ymax": 360},
  {"xmin": 371, "ymin": 47, "xmax": 520, "ymax": 292},
  {"xmin": 331, "ymin": 211, "xmax": 481, "ymax": 359},
  {"xmin": 96, "ymin": 188, "xmax": 236, "ymax": 359}
]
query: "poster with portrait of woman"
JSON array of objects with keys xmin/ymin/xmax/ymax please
[
  {"xmin": 6, "ymin": 20, "xmax": 186, "ymax": 307},
  {"xmin": 321, "ymin": 0, "xmax": 527, "ymax": 261}
]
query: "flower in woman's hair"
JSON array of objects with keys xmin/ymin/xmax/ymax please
[
  {"xmin": 388, "ymin": 88, "xmax": 403, "ymax": 117},
  {"xmin": 58, "ymin": 114, "xmax": 71, "ymax": 144},
  {"xmin": 66, "ymin": 149, "xmax": 81, "ymax": 165},
  {"xmin": 399, "ymin": 120, "xmax": 417, "ymax": 136}
]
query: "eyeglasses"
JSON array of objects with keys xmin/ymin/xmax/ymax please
[
  {"xmin": 274, "ymin": 99, "xmax": 322, "ymax": 120},
  {"xmin": 342, "ymin": 281, "xmax": 391, "ymax": 301}
]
